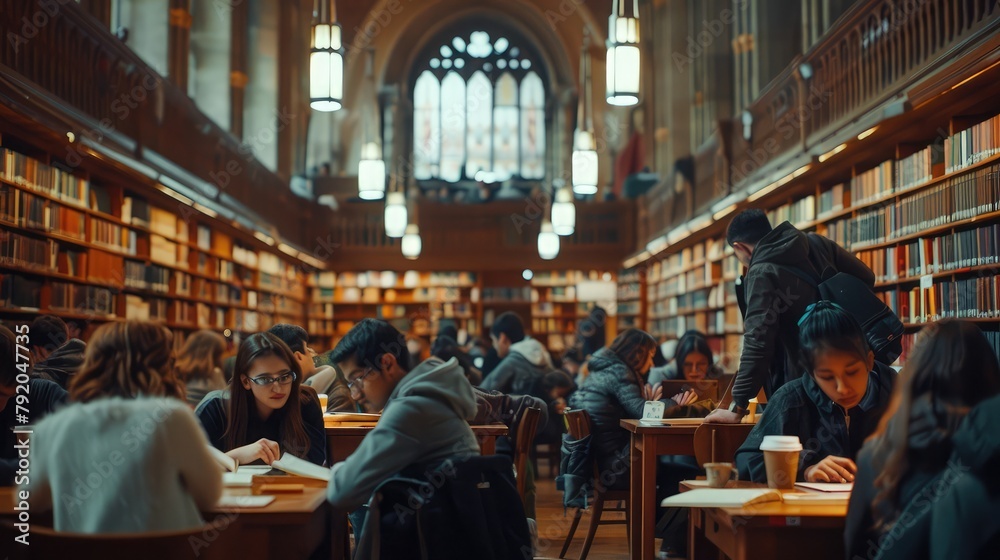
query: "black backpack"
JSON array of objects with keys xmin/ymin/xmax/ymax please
[{"xmin": 785, "ymin": 265, "xmax": 905, "ymax": 364}]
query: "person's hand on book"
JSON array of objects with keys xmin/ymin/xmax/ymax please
[
  {"xmin": 671, "ymin": 389, "xmax": 699, "ymax": 406},
  {"xmin": 643, "ymin": 382, "xmax": 663, "ymax": 402},
  {"xmin": 805, "ymin": 455, "xmax": 857, "ymax": 483},
  {"xmin": 228, "ymin": 438, "xmax": 281, "ymax": 466}
]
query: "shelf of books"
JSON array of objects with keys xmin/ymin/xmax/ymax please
[
  {"xmin": 644, "ymin": 239, "xmax": 744, "ymax": 372},
  {"xmin": 617, "ymin": 267, "xmax": 645, "ymax": 331},
  {"xmin": 0, "ymin": 137, "xmax": 308, "ymax": 343},
  {"xmin": 306, "ymin": 271, "xmax": 480, "ymax": 350},
  {"xmin": 639, "ymin": 111, "xmax": 1000, "ymax": 368},
  {"xmin": 530, "ymin": 270, "xmax": 616, "ymax": 355}
]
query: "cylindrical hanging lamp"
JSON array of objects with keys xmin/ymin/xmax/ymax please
[
  {"xmin": 310, "ymin": 0, "xmax": 344, "ymax": 112},
  {"xmin": 606, "ymin": 0, "xmax": 640, "ymax": 106}
]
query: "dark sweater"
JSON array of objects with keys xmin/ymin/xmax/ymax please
[
  {"xmin": 195, "ymin": 389, "xmax": 327, "ymax": 466},
  {"xmin": 30, "ymin": 338, "xmax": 86, "ymax": 390},
  {"xmin": 732, "ymin": 224, "xmax": 876, "ymax": 408},
  {"xmin": 1, "ymin": 378, "xmax": 68, "ymax": 484},
  {"xmin": 735, "ymin": 362, "xmax": 895, "ymax": 483}
]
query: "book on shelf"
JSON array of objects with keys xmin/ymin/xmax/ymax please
[
  {"xmin": 149, "ymin": 207, "xmax": 176, "ymax": 238},
  {"xmin": 196, "ymin": 224, "xmax": 212, "ymax": 250},
  {"xmin": 768, "ymin": 195, "xmax": 816, "ymax": 228},
  {"xmin": 0, "ymin": 148, "xmax": 89, "ymax": 206},
  {"xmin": 945, "ymin": 114, "xmax": 1000, "ymax": 173},
  {"xmin": 122, "ymin": 195, "xmax": 150, "ymax": 227},
  {"xmin": 851, "ymin": 160, "xmax": 893, "ymax": 205},
  {"xmin": 0, "ymin": 232, "xmax": 53, "ymax": 270},
  {"xmin": 817, "ymin": 183, "xmax": 846, "ymax": 217},
  {"xmin": 895, "ymin": 145, "xmax": 935, "ymax": 192},
  {"xmin": 87, "ymin": 250, "xmax": 124, "ymax": 287},
  {"xmin": 0, "ymin": 275, "xmax": 42, "ymax": 309}
]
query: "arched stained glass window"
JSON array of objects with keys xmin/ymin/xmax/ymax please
[{"xmin": 412, "ymin": 29, "xmax": 547, "ymax": 183}]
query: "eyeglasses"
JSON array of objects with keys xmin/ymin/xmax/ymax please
[
  {"xmin": 347, "ymin": 368, "xmax": 379, "ymax": 394},
  {"xmin": 248, "ymin": 372, "xmax": 297, "ymax": 386}
]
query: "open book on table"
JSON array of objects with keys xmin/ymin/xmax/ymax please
[
  {"xmin": 271, "ymin": 452, "xmax": 332, "ymax": 482},
  {"xmin": 662, "ymin": 487, "xmax": 850, "ymax": 508}
]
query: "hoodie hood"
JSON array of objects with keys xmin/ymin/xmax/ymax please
[
  {"xmin": 389, "ymin": 357, "xmax": 478, "ymax": 421},
  {"xmin": 951, "ymin": 393, "xmax": 1000, "ymax": 474},
  {"xmin": 509, "ymin": 337, "xmax": 554, "ymax": 368},
  {"xmin": 749, "ymin": 222, "xmax": 819, "ymax": 271},
  {"xmin": 31, "ymin": 338, "xmax": 86, "ymax": 387}
]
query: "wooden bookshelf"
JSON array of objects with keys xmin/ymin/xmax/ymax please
[
  {"xmin": 306, "ymin": 271, "xmax": 480, "ymax": 350},
  {"xmin": 529, "ymin": 270, "xmax": 616, "ymax": 355},
  {"xmin": 617, "ymin": 267, "xmax": 645, "ymax": 331},
  {"xmin": 0, "ymin": 137, "xmax": 310, "ymax": 342},
  {"xmin": 638, "ymin": 110, "xmax": 1000, "ymax": 367}
]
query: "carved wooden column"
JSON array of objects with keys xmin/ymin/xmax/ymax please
[
  {"xmin": 230, "ymin": 0, "xmax": 249, "ymax": 140},
  {"xmin": 168, "ymin": 0, "xmax": 192, "ymax": 90}
]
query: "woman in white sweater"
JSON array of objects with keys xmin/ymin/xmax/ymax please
[{"xmin": 22, "ymin": 321, "xmax": 222, "ymax": 533}]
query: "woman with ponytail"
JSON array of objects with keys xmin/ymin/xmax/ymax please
[{"xmin": 735, "ymin": 301, "xmax": 897, "ymax": 483}]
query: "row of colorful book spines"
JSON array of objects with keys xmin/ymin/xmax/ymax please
[
  {"xmin": 897, "ymin": 329, "xmax": 1000, "ymax": 363},
  {"xmin": 878, "ymin": 278, "xmax": 1000, "ymax": 320}
]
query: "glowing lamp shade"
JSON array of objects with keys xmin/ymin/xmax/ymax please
[
  {"xmin": 310, "ymin": 22, "xmax": 344, "ymax": 112},
  {"xmin": 537, "ymin": 220, "xmax": 560, "ymax": 260},
  {"xmin": 401, "ymin": 224, "xmax": 422, "ymax": 260},
  {"xmin": 358, "ymin": 142, "xmax": 385, "ymax": 200},
  {"xmin": 572, "ymin": 130, "xmax": 598, "ymax": 195},
  {"xmin": 606, "ymin": 0, "xmax": 640, "ymax": 106},
  {"xmin": 551, "ymin": 187, "xmax": 576, "ymax": 236},
  {"xmin": 383, "ymin": 192, "xmax": 408, "ymax": 238}
]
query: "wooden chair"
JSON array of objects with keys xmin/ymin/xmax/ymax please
[
  {"xmin": 514, "ymin": 405, "xmax": 542, "ymax": 501},
  {"xmin": 1, "ymin": 517, "xmax": 238, "ymax": 560},
  {"xmin": 559, "ymin": 409, "xmax": 629, "ymax": 560},
  {"xmin": 692, "ymin": 423, "xmax": 755, "ymax": 467}
]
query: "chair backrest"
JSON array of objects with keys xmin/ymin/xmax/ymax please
[
  {"xmin": 564, "ymin": 408, "xmax": 592, "ymax": 440},
  {"xmin": 1, "ymin": 517, "xmax": 238, "ymax": 560},
  {"xmin": 693, "ymin": 423, "xmax": 755, "ymax": 467},
  {"xmin": 514, "ymin": 406, "xmax": 542, "ymax": 499}
]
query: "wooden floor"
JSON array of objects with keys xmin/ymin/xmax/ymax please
[{"xmin": 533, "ymin": 461, "xmax": 632, "ymax": 560}]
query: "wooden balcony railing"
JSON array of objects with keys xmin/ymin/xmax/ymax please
[
  {"xmin": 314, "ymin": 199, "xmax": 636, "ymax": 271},
  {"xmin": 639, "ymin": 0, "xmax": 1000, "ymax": 252},
  {"xmin": 0, "ymin": 0, "xmax": 306, "ymax": 246}
]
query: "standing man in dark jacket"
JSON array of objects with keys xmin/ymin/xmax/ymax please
[{"xmin": 706, "ymin": 210, "xmax": 876, "ymax": 423}]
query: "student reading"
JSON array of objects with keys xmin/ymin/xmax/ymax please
[
  {"xmin": 196, "ymin": 332, "xmax": 326, "ymax": 466},
  {"xmin": 21, "ymin": 321, "xmax": 222, "ymax": 533},
  {"xmin": 735, "ymin": 301, "xmax": 896, "ymax": 483},
  {"xmin": 845, "ymin": 320, "xmax": 1000, "ymax": 560}
]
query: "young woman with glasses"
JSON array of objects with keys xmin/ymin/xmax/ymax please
[{"xmin": 196, "ymin": 332, "xmax": 327, "ymax": 466}]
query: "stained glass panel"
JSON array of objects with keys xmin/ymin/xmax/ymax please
[{"xmin": 412, "ymin": 71, "xmax": 440, "ymax": 180}]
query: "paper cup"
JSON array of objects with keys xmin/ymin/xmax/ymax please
[
  {"xmin": 317, "ymin": 393, "xmax": 328, "ymax": 411},
  {"xmin": 759, "ymin": 435, "xmax": 802, "ymax": 489},
  {"xmin": 704, "ymin": 462, "xmax": 738, "ymax": 488}
]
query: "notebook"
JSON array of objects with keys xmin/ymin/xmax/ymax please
[
  {"xmin": 271, "ymin": 453, "xmax": 332, "ymax": 482},
  {"xmin": 794, "ymin": 482, "xmax": 854, "ymax": 493},
  {"xmin": 782, "ymin": 493, "xmax": 851, "ymax": 505},
  {"xmin": 209, "ymin": 446, "xmax": 237, "ymax": 472},
  {"xmin": 216, "ymin": 495, "xmax": 276, "ymax": 509},
  {"xmin": 324, "ymin": 412, "xmax": 382, "ymax": 422},
  {"xmin": 661, "ymin": 488, "xmax": 782, "ymax": 508}
]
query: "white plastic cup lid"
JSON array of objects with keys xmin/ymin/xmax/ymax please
[{"xmin": 759, "ymin": 435, "xmax": 803, "ymax": 452}]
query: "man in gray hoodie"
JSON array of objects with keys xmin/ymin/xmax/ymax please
[
  {"xmin": 481, "ymin": 312, "xmax": 553, "ymax": 395},
  {"xmin": 325, "ymin": 318, "xmax": 480, "ymax": 511}
]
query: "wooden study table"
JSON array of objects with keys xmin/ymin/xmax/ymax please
[
  {"xmin": 325, "ymin": 420, "xmax": 508, "ymax": 463},
  {"xmin": 681, "ymin": 481, "xmax": 848, "ymax": 560},
  {"xmin": 0, "ymin": 486, "xmax": 345, "ymax": 560},
  {"xmin": 620, "ymin": 419, "xmax": 700, "ymax": 560}
]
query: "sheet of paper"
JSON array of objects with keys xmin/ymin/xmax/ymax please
[
  {"xmin": 216, "ymin": 495, "xmax": 276, "ymax": 508},
  {"xmin": 237, "ymin": 465, "xmax": 275, "ymax": 475},
  {"xmin": 272, "ymin": 453, "xmax": 332, "ymax": 482},
  {"xmin": 222, "ymin": 472, "xmax": 254, "ymax": 487},
  {"xmin": 660, "ymin": 488, "xmax": 781, "ymax": 508},
  {"xmin": 782, "ymin": 493, "xmax": 851, "ymax": 504},
  {"xmin": 794, "ymin": 482, "xmax": 854, "ymax": 493}
]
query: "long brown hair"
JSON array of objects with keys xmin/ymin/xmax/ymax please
[
  {"xmin": 868, "ymin": 320, "xmax": 1000, "ymax": 528},
  {"xmin": 175, "ymin": 330, "xmax": 226, "ymax": 382},
  {"xmin": 224, "ymin": 332, "xmax": 311, "ymax": 459},
  {"xmin": 607, "ymin": 328, "xmax": 657, "ymax": 379},
  {"xmin": 69, "ymin": 321, "xmax": 184, "ymax": 403}
]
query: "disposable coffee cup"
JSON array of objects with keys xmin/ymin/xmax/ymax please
[{"xmin": 759, "ymin": 435, "xmax": 802, "ymax": 489}]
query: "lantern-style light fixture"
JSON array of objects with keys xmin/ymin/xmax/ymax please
[
  {"xmin": 401, "ymin": 224, "xmax": 422, "ymax": 260},
  {"xmin": 551, "ymin": 183, "xmax": 576, "ymax": 236},
  {"xmin": 606, "ymin": 0, "xmax": 640, "ymax": 106},
  {"xmin": 358, "ymin": 49, "xmax": 385, "ymax": 200},
  {"xmin": 537, "ymin": 220, "xmax": 560, "ymax": 260},
  {"xmin": 384, "ymin": 191, "xmax": 407, "ymax": 237},
  {"xmin": 310, "ymin": 0, "xmax": 343, "ymax": 112},
  {"xmin": 573, "ymin": 30, "xmax": 598, "ymax": 196}
]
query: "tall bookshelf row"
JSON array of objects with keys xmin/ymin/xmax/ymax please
[
  {"xmin": 640, "ymin": 111, "xmax": 1000, "ymax": 367},
  {"xmin": 643, "ymin": 239, "xmax": 744, "ymax": 372},
  {"xmin": 616, "ymin": 267, "xmax": 644, "ymax": 331},
  {"xmin": 305, "ymin": 269, "xmax": 617, "ymax": 356},
  {"xmin": 307, "ymin": 271, "xmax": 480, "ymax": 349},
  {"xmin": 0, "ymin": 139, "xmax": 309, "ymax": 346}
]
